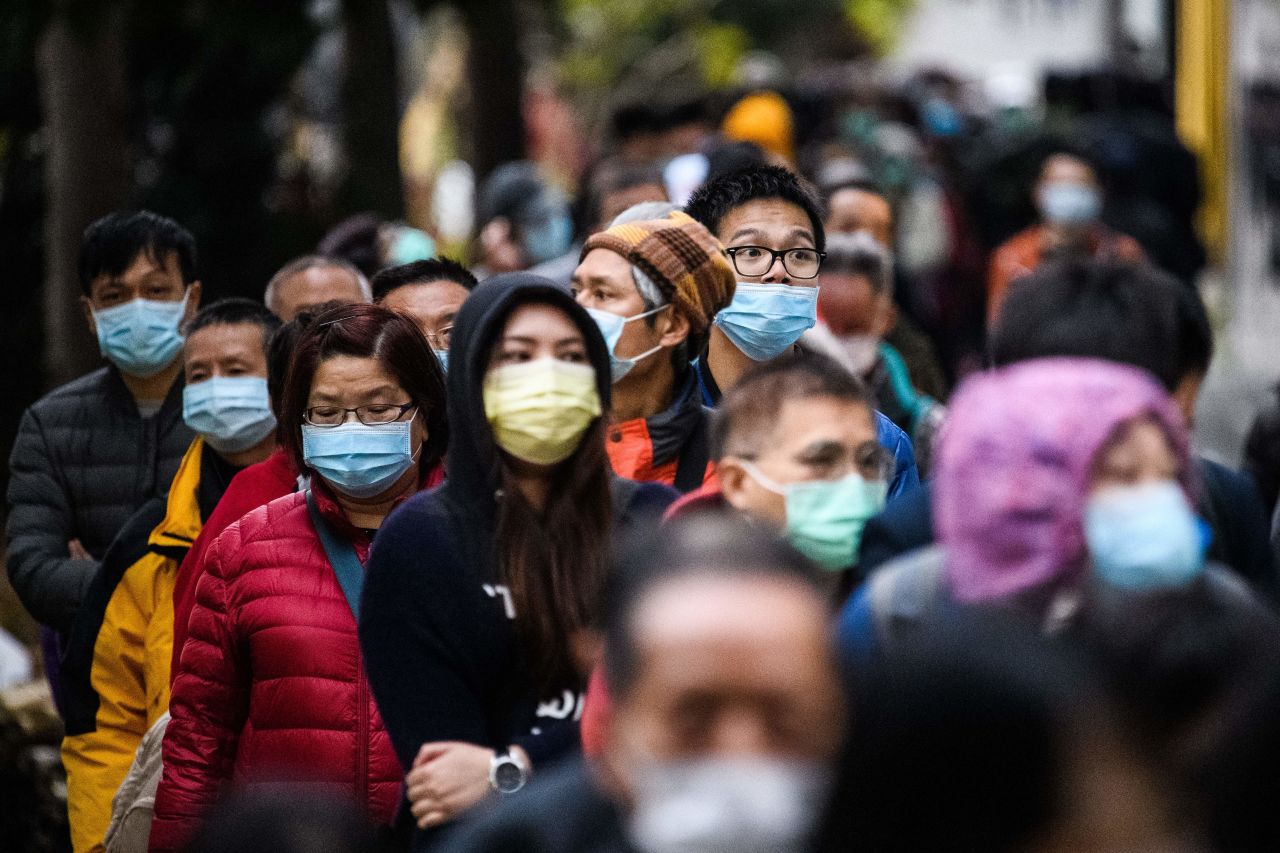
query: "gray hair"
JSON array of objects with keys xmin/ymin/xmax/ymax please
[
  {"xmin": 263, "ymin": 255, "xmax": 372, "ymax": 312},
  {"xmin": 822, "ymin": 231, "xmax": 894, "ymax": 297},
  {"xmin": 609, "ymin": 201, "xmax": 681, "ymax": 228}
]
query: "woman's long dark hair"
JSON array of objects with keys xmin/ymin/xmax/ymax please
[{"xmin": 493, "ymin": 400, "xmax": 613, "ymax": 692}]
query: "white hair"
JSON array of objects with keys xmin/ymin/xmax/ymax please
[{"xmin": 263, "ymin": 255, "xmax": 372, "ymax": 314}]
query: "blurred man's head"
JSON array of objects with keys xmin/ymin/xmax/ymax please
[
  {"xmin": 476, "ymin": 161, "xmax": 574, "ymax": 272},
  {"xmin": 825, "ymin": 183, "xmax": 894, "ymax": 248},
  {"xmin": 1035, "ymin": 152, "xmax": 1103, "ymax": 229},
  {"xmin": 989, "ymin": 258, "xmax": 1211, "ymax": 424},
  {"xmin": 583, "ymin": 162, "xmax": 669, "ymax": 236},
  {"xmin": 264, "ymin": 256, "xmax": 371, "ymax": 322},
  {"xmin": 602, "ymin": 514, "xmax": 843, "ymax": 850},
  {"xmin": 371, "ymin": 257, "xmax": 476, "ymax": 353},
  {"xmin": 818, "ymin": 232, "xmax": 895, "ymax": 340}
]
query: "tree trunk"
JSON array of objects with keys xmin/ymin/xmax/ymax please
[
  {"xmin": 460, "ymin": 0, "xmax": 526, "ymax": 183},
  {"xmin": 339, "ymin": 0, "xmax": 404, "ymax": 218},
  {"xmin": 37, "ymin": 4, "xmax": 131, "ymax": 388}
]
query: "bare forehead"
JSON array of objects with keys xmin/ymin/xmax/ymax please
[
  {"xmin": 632, "ymin": 573, "xmax": 827, "ymax": 650},
  {"xmin": 720, "ymin": 198, "xmax": 816, "ymax": 245}
]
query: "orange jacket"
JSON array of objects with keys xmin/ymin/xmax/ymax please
[{"xmin": 604, "ymin": 373, "xmax": 715, "ymax": 492}]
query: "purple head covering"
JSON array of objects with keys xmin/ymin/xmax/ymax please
[{"xmin": 935, "ymin": 358, "xmax": 1192, "ymax": 604}]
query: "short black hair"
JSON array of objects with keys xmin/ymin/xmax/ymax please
[
  {"xmin": 685, "ymin": 164, "xmax": 826, "ymax": 251},
  {"xmin": 602, "ymin": 512, "xmax": 822, "ymax": 695},
  {"xmin": 184, "ymin": 297, "xmax": 281, "ymax": 346},
  {"xmin": 78, "ymin": 210, "xmax": 198, "ymax": 295},
  {"xmin": 1173, "ymin": 280, "xmax": 1213, "ymax": 379},
  {"xmin": 371, "ymin": 257, "xmax": 477, "ymax": 301},
  {"xmin": 989, "ymin": 258, "xmax": 1194, "ymax": 391},
  {"xmin": 712, "ymin": 353, "xmax": 874, "ymax": 460}
]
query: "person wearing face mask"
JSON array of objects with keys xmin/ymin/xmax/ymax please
[
  {"xmin": 358, "ymin": 273, "xmax": 677, "ymax": 850},
  {"xmin": 837, "ymin": 358, "xmax": 1240, "ymax": 663},
  {"xmin": 58, "ymin": 299, "xmax": 280, "ymax": 853},
  {"xmin": 805, "ymin": 232, "xmax": 944, "ymax": 475},
  {"xmin": 371, "ymin": 256, "xmax": 477, "ymax": 374},
  {"xmin": 8, "ymin": 211, "xmax": 201, "ymax": 715},
  {"xmin": 149, "ymin": 303, "xmax": 449, "ymax": 851},
  {"xmin": 684, "ymin": 165, "xmax": 920, "ymax": 502},
  {"xmin": 437, "ymin": 515, "xmax": 846, "ymax": 853},
  {"xmin": 986, "ymin": 151, "xmax": 1145, "ymax": 325},
  {"xmin": 572, "ymin": 210, "xmax": 736, "ymax": 492}
]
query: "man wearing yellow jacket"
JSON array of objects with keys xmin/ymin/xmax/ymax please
[{"xmin": 60, "ymin": 298, "xmax": 281, "ymax": 852}]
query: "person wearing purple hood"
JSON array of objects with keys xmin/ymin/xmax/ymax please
[{"xmin": 836, "ymin": 357, "xmax": 1255, "ymax": 661}]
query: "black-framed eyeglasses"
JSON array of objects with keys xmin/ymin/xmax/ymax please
[
  {"xmin": 303, "ymin": 402, "xmax": 417, "ymax": 427},
  {"xmin": 725, "ymin": 246, "xmax": 826, "ymax": 279}
]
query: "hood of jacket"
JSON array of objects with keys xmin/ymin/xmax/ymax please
[
  {"xmin": 442, "ymin": 272, "xmax": 612, "ymax": 521},
  {"xmin": 935, "ymin": 357, "xmax": 1192, "ymax": 605}
]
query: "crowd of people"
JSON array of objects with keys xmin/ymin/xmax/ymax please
[{"xmin": 4, "ymin": 79, "xmax": 1280, "ymax": 853}]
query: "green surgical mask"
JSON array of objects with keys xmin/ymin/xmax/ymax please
[{"xmin": 743, "ymin": 463, "xmax": 888, "ymax": 571}]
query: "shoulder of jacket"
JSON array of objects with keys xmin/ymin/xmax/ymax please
[{"xmin": 31, "ymin": 367, "xmax": 114, "ymax": 410}]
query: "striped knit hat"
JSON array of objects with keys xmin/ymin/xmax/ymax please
[{"xmin": 581, "ymin": 212, "xmax": 736, "ymax": 341}]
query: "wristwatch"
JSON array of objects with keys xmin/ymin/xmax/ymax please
[{"xmin": 489, "ymin": 748, "xmax": 530, "ymax": 795}]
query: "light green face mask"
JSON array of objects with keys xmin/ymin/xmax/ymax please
[{"xmin": 744, "ymin": 463, "xmax": 889, "ymax": 571}]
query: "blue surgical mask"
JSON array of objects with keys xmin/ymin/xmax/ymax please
[
  {"xmin": 585, "ymin": 305, "xmax": 667, "ymax": 383},
  {"xmin": 433, "ymin": 349, "xmax": 449, "ymax": 373},
  {"xmin": 302, "ymin": 416, "xmax": 419, "ymax": 499},
  {"xmin": 183, "ymin": 376, "xmax": 277, "ymax": 454},
  {"xmin": 744, "ymin": 463, "xmax": 887, "ymax": 571},
  {"xmin": 522, "ymin": 213, "xmax": 573, "ymax": 265},
  {"xmin": 1038, "ymin": 182, "xmax": 1102, "ymax": 226},
  {"xmin": 1084, "ymin": 480, "xmax": 1207, "ymax": 591},
  {"xmin": 93, "ymin": 291, "xmax": 190, "ymax": 378},
  {"xmin": 713, "ymin": 283, "xmax": 819, "ymax": 362}
]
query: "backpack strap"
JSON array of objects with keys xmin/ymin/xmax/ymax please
[
  {"xmin": 305, "ymin": 489, "xmax": 365, "ymax": 619},
  {"xmin": 672, "ymin": 412, "xmax": 712, "ymax": 494}
]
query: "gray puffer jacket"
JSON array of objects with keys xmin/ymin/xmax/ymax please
[{"xmin": 6, "ymin": 366, "xmax": 192, "ymax": 633}]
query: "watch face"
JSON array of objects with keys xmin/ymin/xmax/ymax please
[{"xmin": 494, "ymin": 759, "xmax": 525, "ymax": 793}]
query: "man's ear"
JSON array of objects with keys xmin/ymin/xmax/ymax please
[
  {"xmin": 657, "ymin": 307, "xmax": 691, "ymax": 349},
  {"xmin": 874, "ymin": 299, "xmax": 897, "ymax": 338},
  {"xmin": 184, "ymin": 281, "xmax": 203, "ymax": 321},
  {"xmin": 717, "ymin": 457, "xmax": 753, "ymax": 512},
  {"xmin": 81, "ymin": 295, "xmax": 97, "ymax": 337}
]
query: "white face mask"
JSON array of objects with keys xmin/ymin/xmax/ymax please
[{"xmin": 627, "ymin": 757, "xmax": 831, "ymax": 853}]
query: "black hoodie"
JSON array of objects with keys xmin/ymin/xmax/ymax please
[{"xmin": 360, "ymin": 274, "xmax": 675, "ymax": 841}]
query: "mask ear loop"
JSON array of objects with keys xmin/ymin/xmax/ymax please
[{"xmin": 615, "ymin": 304, "xmax": 672, "ymax": 365}]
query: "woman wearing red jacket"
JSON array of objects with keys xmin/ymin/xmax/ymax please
[{"xmin": 150, "ymin": 303, "xmax": 448, "ymax": 850}]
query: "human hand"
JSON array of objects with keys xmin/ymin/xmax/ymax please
[
  {"xmin": 406, "ymin": 741, "xmax": 495, "ymax": 829},
  {"xmin": 68, "ymin": 539, "xmax": 90, "ymax": 560}
]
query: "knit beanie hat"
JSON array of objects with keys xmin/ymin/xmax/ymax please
[{"xmin": 581, "ymin": 212, "xmax": 736, "ymax": 342}]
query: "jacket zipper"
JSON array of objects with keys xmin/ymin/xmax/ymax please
[{"xmin": 357, "ymin": 638, "xmax": 369, "ymax": 815}]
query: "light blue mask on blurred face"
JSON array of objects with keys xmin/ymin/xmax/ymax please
[
  {"xmin": 1038, "ymin": 182, "xmax": 1102, "ymax": 226},
  {"xmin": 183, "ymin": 376, "xmax": 277, "ymax": 454},
  {"xmin": 433, "ymin": 350, "xmax": 449, "ymax": 374},
  {"xmin": 93, "ymin": 291, "xmax": 190, "ymax": 378},
  {"xmin": 713, "ymin": 283, "xmax": 819, "ymax": 362},
  {"xmin": 1084, "ymin": 480, "xmax": 1207, "ymax": 591},
  {"xmin": 522, "ymin": 213, "xmax": 573, "ymax": 265}
]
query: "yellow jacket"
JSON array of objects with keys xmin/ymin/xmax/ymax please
[{"xmin": 62, "ymin": 438, "xmax": 204, "ymax": 853}]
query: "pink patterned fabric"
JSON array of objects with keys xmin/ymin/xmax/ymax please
[{"xmin": 935, "ymin": 358, "xmax": 1192, "ymax": 604}]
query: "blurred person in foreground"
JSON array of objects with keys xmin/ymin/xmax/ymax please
[
  {"xmin": 262, "ymin": 255, "xmax": 371, "ymax": 322},
  {"xmin": 8, "ymin": 211, "xmax": 200, "ymax": 710},
  {"xmin": 573, "ymin": 211, "xmax": 735, "ymax": 491},
  {"xmin": 60, "ymin": 299, "xmax": 280, "ymax": 853},
  {"xmin": 684, "ymin": 164, "xmax": 919, "ymax": 501},
  {"xmin": 819, "ymin": 616, "xmax": 1188, "ymax": 852},
  {"xmin": 440, "ymin": 514, "xmax": 844, "ymax": 853},
  {"xmin": 150, "ymin": 304, "xmax": 449, "ymax": 850},
  {"xmin": 861, "ymin": 258, "xmax": 1275, "ymax": 600},
  {"xmin": 839, "ymin": 358, "xmax": 1257, "ymax": 662},
  {"xmin": 987, "ymin": 151, "xmax": 1144, "ymax": 324},
  {"xmin": 358, "ymin": 274, "xmax": 677, "ymax": 849},
  {"xmin": 803, "ymin": 232, "xmax": 944, "ymax": 475},
  {"xmin": 473, "ymin": 162, "xmax": 574, "ymax": 278},
  {"xmin": 371, "ymin": 257, "xmax": 478, "ymax": 370}
]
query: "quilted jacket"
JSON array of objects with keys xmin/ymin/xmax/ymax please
[{"xmin": 148, "ymin": 483, "xmax": 403, "ymax": 851}]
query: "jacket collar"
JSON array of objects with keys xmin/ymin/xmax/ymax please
[
  {"xmin": 624, "ymin": 370, "xmax": 704, "ymax": 467},
  {"xmin": 310, "ymin": 459, "xmax": 446, "ymax": 542},
  {"xmin": 102, "ymin": 361, "xmax": 187, "ymax": 420},
  {"xmin": 148, "ymin": 437, "xmax": 206, "ymax": 553}
]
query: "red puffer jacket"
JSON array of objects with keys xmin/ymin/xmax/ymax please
[{"xmin": 149, "ymin": 484, "xmax": 402, "ymax": 851}]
